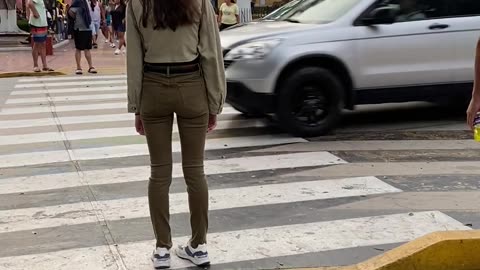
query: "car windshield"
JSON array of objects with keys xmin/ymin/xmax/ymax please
[
  {"xmin": 271, "ymin": 0, "xmax": 361, "ymax": 24},
  {"xmin": 263, "ymin": 0, "xmax": 303, "ymax": 20}
]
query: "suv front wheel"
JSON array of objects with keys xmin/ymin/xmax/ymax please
[{"xmin": 277, "ymin": 67, "xmax": 344, "ymax": 137}]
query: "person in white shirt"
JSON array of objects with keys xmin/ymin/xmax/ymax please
[
  {"xmin": 218, "ymin": 0, "xmax": 239, "ymax": 31},
  {"xmin": 89, "ymin": 0, "xmax": 104, "ymax": 48}
]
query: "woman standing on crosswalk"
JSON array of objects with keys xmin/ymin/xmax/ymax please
[{"xmin": 126, "ymin": 0, "xmax": 225, "ymax": 268}]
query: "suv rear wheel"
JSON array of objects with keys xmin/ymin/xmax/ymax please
[{"xmin": 277, "ymin": 67, "xmax": 344, "ymax": 137}]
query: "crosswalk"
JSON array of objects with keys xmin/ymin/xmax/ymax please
[{"xmin": 0, "ymin": 75, "xmax": 473, "ymax": 270}]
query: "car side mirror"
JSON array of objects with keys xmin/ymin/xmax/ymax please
[{"xmin": 362, "ymin": 7, "xmax": 395, "ymax": 25}]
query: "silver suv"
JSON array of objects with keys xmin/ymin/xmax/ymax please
[{"xmin": 221, "ymin": 0, "xmax": 480, "ymax": 137}]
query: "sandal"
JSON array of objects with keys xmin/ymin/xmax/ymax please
[
  {"xmin": 88, "ymin": 67, "xmax": 98, "ymax": 74},
  {"xmin": 33, "ymin": 67, "xmax": 41, "ymax": 73},
  {"xmin": 42, "ymin": 67, "xmax": 55, "ymax": 72},
  {"xmin": 75, "ymin": 69, "xmax": 83, "ymax": 75}
]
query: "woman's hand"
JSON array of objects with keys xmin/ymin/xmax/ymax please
[
  {"xmin": 467, "ymin": 93, "xmax": 480, "ymax": 130},
  {"xmin": 207, "ymin": 114, "xmax": 217, "ymax": 133},
  {"xmin": 135, "ymin": 114, "xmax": 145, "ymax": 135}
]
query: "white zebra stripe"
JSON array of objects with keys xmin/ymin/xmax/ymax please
[
  {"xmin": 18, "ymin": 75, "xmax": 127, "ymax": 82},
  {"xmin": 0, "ymin": 107, "xmax": 240, "ymax": 129},
  {"xmin": 14, "ymin": 80, "xmax": 126, "ymax": 89},
  {"xmin": 5, "ymin": 94, "xmax": 127, "ymax": 104},
  {"xmin": 10, "ymin": 86, "xmax": 128, "ymax": 95},
  {"xmin": 0, "ymin": 151, "xmax": 345, "ymax": 194},
  {"xmin": 0, "ymin": 119, "xmax": 268, "ymax": 145},
  {"xmin": 0, "ymin": 102, "xmax": 127, "ymax": 115},
  {"xmin": 0, "ymin": 135, "xmax": 307, "ymax": 168},
  {"xmin": 0, "ymin": 176, "xmax": 400, "ymax": 233},
  {"xmin": 0, "ymin": 211, "xmax": 469, "ymax": 269}
]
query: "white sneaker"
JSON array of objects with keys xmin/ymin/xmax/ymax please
[
  {"xmin": 110, "ymin": 43, "xmax": 116, "ymax": 48},
  {"xmin": 176, "ymin": 242, "xmax": 210, "ymax": 267},
  {"xmin": 104, "ymin": 39, "xmax": 109, "ymax": 43},
  {"xmin": 122, "ymin": 48, "xmax": 126, "ymax": 55},
  {"xmin": 151, "ymin": 247, "xmax": 170, "ymax": 269},
  {"xmin": 114, "ymin": 49, "xmax": 121, "ymax": 55}
]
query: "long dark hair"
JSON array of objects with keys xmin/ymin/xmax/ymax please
[{"xmin": 141, "ymin": 0, "xmax": 199, "ymax": 31}]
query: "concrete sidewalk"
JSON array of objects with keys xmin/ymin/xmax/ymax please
[{"xmin": 0, "ymin": 39, "xmax": 126, "ymax": 77}]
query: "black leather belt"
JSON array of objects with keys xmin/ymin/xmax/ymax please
[{"xmin": 144, "ymin": 62, "xmax": 200, "ymax": 75}]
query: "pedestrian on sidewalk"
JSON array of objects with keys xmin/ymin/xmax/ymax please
[
  {"xmin": 218, "ymin": 0, "xmax": 239, "ymax": 31},
  {"xmin": 468, "ymin": 39, "xmax": 480, "ymax": 128},
  {"xmin": 105, "ymin": 0, "xmax": 116, "ymax": 48},
  {"xmin": 126, "ymin": 0, "xmax": 225, "ymax": 267},
  {"xmin": 111, "ymin": 0, "xmax": 125, "ymax": 55},
  {"xmin": 89, "ymin": 0, "xmax": 103, "ymax": 49},
  {"xmin": 69, "ymin": 0, "xmax": 98, "ymax": 75},
  {"xmin": 27, "ymin": 0, "xmax": 54, "ymax": 72}
]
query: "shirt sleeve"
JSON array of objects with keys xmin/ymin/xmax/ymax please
[
  {"xmin": 198, "ymin": 0, "xmax": 226, "ymax": 115},
  {"xmin": 235, "ymin": 5, "xmax": 239, "ymax": 15},
  {"xmin": 126, "ymin": 1, "xmax": 144, "ymax": 114}
]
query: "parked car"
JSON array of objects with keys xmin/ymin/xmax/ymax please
[{"xmin": 220, "ymin": 0, "xmax": 480, "ymax": 137}]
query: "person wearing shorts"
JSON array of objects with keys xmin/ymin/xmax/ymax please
[
  {"xmin": 89, "ymin": 0, "xmax": 103, "ymax": 48},
  {"xmin": 27, "ymin": 0, "xmax": 54, "ymax": 72},
  {"xmin": 111, "ymin": 0, "xmax": 126, "ymax": 55},
  {"xmin": 105, "ymin": 0, "xmax": 115, "ymax": 48},
  {"xmin": 69, "ymin": 0, "xmax": 97, "ymax": 75}
]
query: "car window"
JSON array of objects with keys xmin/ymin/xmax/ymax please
[
  {"xmin": 370, "ymin": 0, "xmax": 480, "ymax": 24},
  {"xmin": 271, "ymin": 0, "xmax": 361, "ymax": 24},
  {"xmin": 289, "ymin": 0, "xmax": 360, "ymax": 23},
  {"xmin": 444, "ymin": 0, "xmax": 480, "ymax": 17},
  {"xmin": 370, "ymin": 0, "xmax": 446, "ymax": 23},
  {"xmin": 263, "ymin": 0, "xmax": 303, "ymax": 20}
]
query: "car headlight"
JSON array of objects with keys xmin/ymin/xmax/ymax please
[{"xmin": 224, "ymin": 39, "xmax": 282, "ymax": 61}]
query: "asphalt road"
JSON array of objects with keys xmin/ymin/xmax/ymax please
[{"xmin": 0, "ymin": 75, "xmax": 478, "ymax": 270}]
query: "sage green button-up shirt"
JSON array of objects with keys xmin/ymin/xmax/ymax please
[{"xmin": 126, "ymin": 0, "xmax": 226, "ymax": 115}]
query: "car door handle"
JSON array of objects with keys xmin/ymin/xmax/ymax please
[{"xmin": 428, "ymin": 23, "xmax": 450, "ymax": 30}]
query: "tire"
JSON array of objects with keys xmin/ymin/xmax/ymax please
[
  {"xmin": 276, "ymin": 67, "xmax": 344, "ymax": 137},
  {"xmin": 231, "ymin": 104, "xmax": 263, "ymax": 118}
]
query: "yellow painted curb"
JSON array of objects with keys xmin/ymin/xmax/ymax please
[
  {"xmin": 288, "ymin": 230, "xmax": 480, "ymax": 270},
  {"xmin": 0, "ymin": 71, "xmax": 66, "ymax": 78}
]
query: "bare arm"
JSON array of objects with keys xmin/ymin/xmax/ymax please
[
  {"xmin": 466, "ymin": 39, "xmax": 480, "ymax": 129},
  {"xmin": 473, "ymin": 39, "xmax": 480, "ymax": 97},
  {"xmin": 235, "ymin": 5, "xmax": 240, "ymax": 23},
  {"xmin": 27, "ymin": 0, "xmax": 40, "ymax": 18}
]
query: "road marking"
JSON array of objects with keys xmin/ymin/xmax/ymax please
[
  {"xmin": 10, "ymin": 86, "xmax": 128, "ymax": 95},
  {"xmin": 6, "ymin": 94, "xmax": 127, "ymax": 104},
  {"xmin": 0, "ymin": 176, "xmax": 400, "ymax": 233},
  {"xmin": 0, "ymin": 101, "xmax": 232, "ymax": 116},
  {"xmin": 14, "ymin": 80, "xmax": 126, "ymax": 89},
  {"xmin": 18, "ymin": 75, "xmax": 127, "ymax": 82},
  {"xmin": 0, "ymin": 107, "xmax": 240, "ymax": 128},
  {"xmin": 0, "ymin": 135, "xmax": 307, "ymax": 168},
  {"xmin": 0, "ymin": 118, "xmax": 268, "ymax": 145},
  {"xmin": 123, "ymin": 211, "xmax": 470, "ymax": 269},
  {"xmin": 0, "ymin": 102, "xmax": 127, "ymax": 115},
  {"xmin": 0, "ymin": 211, "xmax": 469, "ymax": 269},
  {"xmin": 0, "ymin": 151, "xmax": 345, "ymax": 194}
]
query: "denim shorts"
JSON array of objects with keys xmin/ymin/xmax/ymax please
[{"xmin": 91, "ymin": 21, "xmax": 101, "ymax": 35}]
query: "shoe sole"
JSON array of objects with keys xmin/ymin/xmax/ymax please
[
  {"xmin": 151, "ymin": 257, "xmax": 170, "ymax": 269},
  {"xmin": 176, "ymin": 253, "xmax": 210, "ymax": 267}
]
